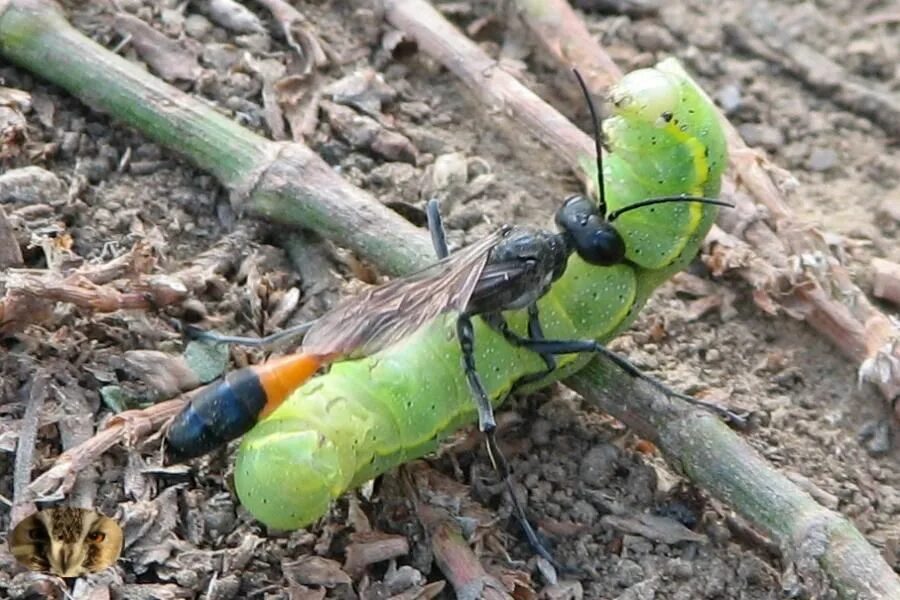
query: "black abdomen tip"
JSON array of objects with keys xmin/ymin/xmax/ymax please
[{"xmin": 165, "ymin": 369, "xmax": 269, "ymax": 462}]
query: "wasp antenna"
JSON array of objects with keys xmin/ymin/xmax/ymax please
[
  {"xmin": 607, "ymin": 196, "xmax": 734, "ymax": 222},
  {"xmin": 572, "ymin": 67, "xmax": 606, "ymax": 214}
]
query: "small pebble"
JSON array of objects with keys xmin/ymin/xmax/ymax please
[
  {"xmin": 571, "ymin": 499, "xmax": 599, "ymax": 525},
  {"xmin": 530, "ymin": 418, "xmax": 553, "ymax": 446},
  {"xmin": 398, "ymin": 101, "xmax": 431, "ymax": 121},
  {"xmin": 876, "ymin": 197, "xmax": 900, "ymax": 224},
  {"xmin": 667, "ymin": 558, "xmax": 694, "ymax": 580},
  {"xmin": 633, "ymin": 22, "xmax": 676, "ymax": 52},
  {"xmin": 579, "ymin": 443, "xmax": 620, "ymax": 487},
  {"xmin": 715, "ymin": 83, "xmax": 742, "ymax": 114},
  {"xmin": 116, "ymin": 0, "xmax": 142, "ymax": 13},
  {"xmin": 615, "ymin": 558, "xmax": 645, "ymax": 587},
  {"xmin": 77, "ymin": 157, "xmax": 111, "ymax": 183},
  {"xmin": 737, "ymin": 123, "xmax": 784, "ymax": 151},
  {"xmin": 706, "ymin": 521, "xmax": 731, "ymax": 545},
  {"xmin": 208, "ymin": 575, "xmax": 241, "ymax": 600},
  {"xmin": 60, "ymin": 132, "xmax": 81, "ymax": 157},
  {"xmin": 160, "ymin": 8, "xmax": 185, "ymax": 35},
  {"xmin": 431, "ymin": 152, "xmax": 468, "ymax": 189},
  {"xmin": 185, "ymin": 14, "xmax": 213, "ymax": 38},
  {"xmin": 805, "ymin": 147, "xmax": 838, "ymax": 172}
]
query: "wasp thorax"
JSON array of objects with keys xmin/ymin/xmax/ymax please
[{"xmin": 555, "ymin": 195, "xmax": 626, "ymax": 266}]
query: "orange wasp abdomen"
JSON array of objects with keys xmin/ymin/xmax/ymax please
[{"xmin": 166, "ymin": 353, "xmax": 323, "ymax": 461}]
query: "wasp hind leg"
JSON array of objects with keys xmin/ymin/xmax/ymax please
[
  {"xmin": 457, "ymin": 312, "xmax": 564, "ymax": 571},
  {"xmin": 493, "ymin": 331, "xmax": 750, "ymax": 430},
  {"xmin": 436, "ymin": 201, "xmax": 563, "ymax": 568},
  {"xmin": 177, "ymin": 320, "xmax": 316, "ymax": 348}
]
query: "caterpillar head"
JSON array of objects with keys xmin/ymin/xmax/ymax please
[{"xmin": 609, "ymin": 67, "xmax": 681, "ymax": 129}]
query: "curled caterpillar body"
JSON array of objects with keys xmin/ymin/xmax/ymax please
[{"xmin": 233, "ymin": 59, "xmax": 728, "ymax": 530}]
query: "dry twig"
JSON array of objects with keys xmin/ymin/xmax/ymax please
[
  {"xmin": 402, "ymin": 468, "xmax": 514, "ymax": 600},
  {"xmin": 723, "ymin": 5, "xmax": 900, "ymax": 137},
  {"xmin": 27, "ymin": 398, "xmax": 186, "ymax": 500},
  {"xmin": 0, "ymin": 227, "xmax": 254, "ymax": 334},
  {"xmin": 0, "ymin": 205, "xmax": 23, "ymax": 268},
  {"xmin": 10, "ymin": 370, "xmax": 49, "ymax": 529},
  {"xmin": 873, "ymin": 258, "xmax": 900, "ymax": 307}
]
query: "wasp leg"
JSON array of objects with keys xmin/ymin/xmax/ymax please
[
  {"xmin": 425, "ymin": 198, "xmax": 450, "ymax": 260},
  {"xmin": 457, "ymin": 313, "xmax": 497, "ymax": 434},
  {"xmin": 458, "ymin": 312, "xmax": 565, "ymax": 570},
  {"xmin": 499, "ymin": 336, "xmax": 749, "ymax": 429},
  {"xmin": 483, "ymin": 306, "xmax": 558, "ymax": 390},
  {"xmin": 178, "ymin": 320, "xmax": 316, "ymax": 348},
  {"xmin": 484, "ymin": 428, "xmax": 564, "ymax": 570}
]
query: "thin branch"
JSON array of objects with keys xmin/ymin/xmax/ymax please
[
  {"xmin": 873, "ymin": 258, "xmax": 900, "ymax": 307},
  {"xmin": 0, "ymin": 0, "xmax": 432, "ymax": 276},
  {"xmin": 10, "ymin": 370, "xmax": 49, "ymax": 529},
  {"xmin": 513, "ymin": 0, "xmax": 622, "ymax": 91},
  {"xmin": 567, "ymin": 359, "xmax": 900, "ymax": 599},
  {"xmin": 0, "ymin": 227, "xmax": 251, "ymax": 334},
  {"xmin": 27, "ymin": 398, "xmax": 186, "ymax": 500},
  {"xmin": 723, "ymin": 7, "xmax": 900, "ymax": 138}
]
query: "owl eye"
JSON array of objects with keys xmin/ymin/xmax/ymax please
[{"xmin": 87, "ymin": 531, "xmax": 106, "ymax": 543}]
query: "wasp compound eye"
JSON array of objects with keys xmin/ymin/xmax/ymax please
[{"xmin": 573, "ymin": 224, "xmax": 626, "ymax": 266}]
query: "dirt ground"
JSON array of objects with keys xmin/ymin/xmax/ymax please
[{"xmin": 1, "ymin": 0, "xmax": 899, "ymax": 599}]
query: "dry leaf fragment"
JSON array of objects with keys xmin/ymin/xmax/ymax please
[
  {"xmin": 343, "ymin": 532, "xmax": 409, "ymax": 579},
  {"xmin": 283, "ymin": 556, "xmax": 353, "ymax": 587},
  {"xmin": 206, "ymin": 0, "xmax": 266, "ymax": 34},
  {"xmin": 113, "ymin": 14, "xmax": 202, "ymax": 82},
  {"xmin": 324, "ymin": 69, "xmax": 397, "ymax": 119},
  {"xmin": 601, "ymin": 513, "xmax": 707, "ymax": 545}
]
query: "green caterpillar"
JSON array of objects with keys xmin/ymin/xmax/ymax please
[{"xmin": 233, "ymin": 58, "xmax": 727, "ymax": 530}]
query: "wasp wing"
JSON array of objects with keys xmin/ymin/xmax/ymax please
[{"xmin": 302, "ymin": 228, "xmax": 508, "ymax": 359}]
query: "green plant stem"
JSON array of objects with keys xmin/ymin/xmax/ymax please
[
  {"xmin": 569, "ymin": 359, "xmax": 900, "ymax": 598},
  {"xmin": 0, "ymin": 0, "xmax": 431, "ymax": 276}
]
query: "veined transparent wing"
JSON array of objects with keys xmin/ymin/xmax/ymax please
[{"xmin": 302, "ymin": 227, "xmax": 510, "ymax": 359}]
